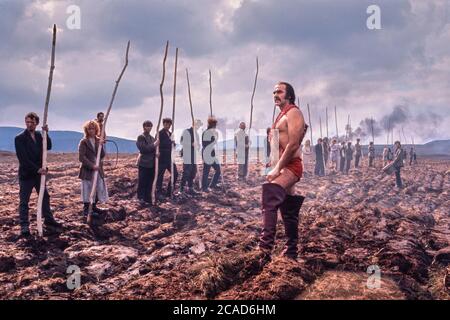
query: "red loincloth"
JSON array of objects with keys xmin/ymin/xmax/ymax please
[{"xmin": 270, "ymin": 104, "xmax": 304, "ymax": 180}]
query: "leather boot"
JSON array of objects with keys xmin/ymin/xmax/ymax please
[
  {"xmin": 280, "ymin": 195, "xmax": 305, "ymax": 260},
  {"xmin": 259, "ymin": 183, "xmax": 287, "ymax": 255},
  {"xmin": 82, "ymin": 203, "xmax": 90, "ymax": 216},
  {"xmin": 93, "ymin": 202, "xmax": 107, "ymax": 215}
]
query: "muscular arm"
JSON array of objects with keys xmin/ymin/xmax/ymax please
[{"xmin": 274, "ymin": 109, "xmax": 305, "ymax": 172}]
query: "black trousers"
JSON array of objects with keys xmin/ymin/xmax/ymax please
[
  {"xmin": 19, "ymin": 177, "xmax": 54, "ymax": 228},
  {"xmin": 202, "ymin": 161, "xmax": 221, "ymax": 190},
  {"xmin": 395, "ymin": 168, "xmax": 403, "ymax": 188},
  {"xmin": 180, "ymin": 164, "xmax": 197, "ymax": 189},
  {"xmin": 369, "ymin": 157, "xmax": 374, "ymax": 167},
  {"xmin": 345, "ymin": 159, "xmax": 352, "ymax": 173},
  {"xmin": 314, "ymin": 159, "xmax": 325, "ymax": 176},
  {"xmin": 137, "ymin": 166, "xmax": 155, "ymax": 203},
  {"xmin": 156, "ymin": 159, "xmax": 178, "ymax": 194},
  {"xmin": 339, "ymin": 157, "xmax": 345, "ymax": 172},
  {"xmin": 355, "ymin": 154, "xmax": 361, "ymax": 168}
]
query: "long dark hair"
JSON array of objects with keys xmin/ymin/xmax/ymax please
[{"xmin": 278, "ymin": 82, "xmax": 296, "ymax": 105}]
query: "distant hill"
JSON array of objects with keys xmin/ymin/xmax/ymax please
[{"xmin": 0, "ymin": 127, "xmax": 137, "ymax": 153}]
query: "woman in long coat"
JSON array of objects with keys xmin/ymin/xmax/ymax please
[{"xmin": 78, "ymin": 120, "xmax": 108, "ymax": 218}]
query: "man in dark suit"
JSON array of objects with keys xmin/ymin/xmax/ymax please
[
  {"xmin": 14, "ymin": 112, "xmax": 62, "ymax": 237},
  {"xmin": 314, "ymin": 138, "xmax": 325, "ymax": 176},
  {"xmin": 136, "ymin": 120, "xmax": 159, "ymax": 204},
  {"xmin": 156, "ymin": 118, "xmax": 178, "ymax": 198}
]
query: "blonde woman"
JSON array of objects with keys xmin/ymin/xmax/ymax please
[{"xmin": 78, "ymin": 120, "xmax": 108, "ymax": 218}]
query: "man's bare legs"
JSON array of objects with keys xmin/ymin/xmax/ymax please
[{"xmin": 270, "ymin": 168, "xmax": 298, "ymax": 195}]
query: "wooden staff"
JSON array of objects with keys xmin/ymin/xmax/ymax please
[
  {"xmin": 89, "ymin": 41, "xmax": 130, "ymax": 218},
  {"xmin": 209, "ymin": 69, "xmax": 213, "ymax": 117},
  {"xmin": 170, "ymin": 47, "xmax": 178, "ymax": 198},
  {"xmin": 402, "ymin": 127, "xmax": 408, "ymax": 146},
  {"xmin": 185, "ymin": 68, "xmax": 201, "ymax": 189},
  {"xmin": 386, "ymin": 118, "xmax": 390, "ymax": 145},
  {"xmin": 307, "ymin": 103, "xmax": 313, "ymax": 143},
  {"xmin": 334, "ymin": 105, "xmax": 339, "ymax": 141},
  {"xmin": 319, "ymin": 116, "xmax": 323, "ymax": 138},
  {"xmin": 151, "ymin": 41, "xmax": 169, "ymax": 205},
  {"xmin": 326, "ymin": 107, "xmax": 329, "ymax": 138},
  {"xmin": 249, "ymin": 57, "xmax": 259, "ymax": 163},
  {"xmin": 36, "ymin": 24, "xmax": 57, "ymax": 237},
  {"xmin": 371, "ymin": 117, "xmax": 375, "ymax": 143}
]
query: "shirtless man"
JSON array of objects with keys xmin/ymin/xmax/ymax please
[{"xmin": 259, "ymin": 82, "xmax": 307, "ymax": 262}]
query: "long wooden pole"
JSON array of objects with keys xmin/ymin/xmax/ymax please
[
  {"xmin": 249, "ymin": 57, "xmax": 259, "ymax": 163},
  {"xmin": 151, "ymin": 41, "xmax": 169, "ymax": 205},
  {"xmin": 185, "ymin": 68, "xmax": 201, "ymax": 189},
  {"xmin": 307, "ymin": 103, "xmax": 313, "ymax": 143},
  {"xmin": 371, "ymin": 117, "xmax": 375, "ymax": 143},
  {"xmin": 89, "ymin": 41, "xmax": 130, "ymax": 218},
  {"xmin": 326, "ymin": 107, "xmax": 329, "ymax": 138},
  {"xmin": 36, "ymin": 24, "xmax": 57, "ymax": 237},
  {"xmin": 319, "ymin": 116, "xmax": 323, "ymax": 138},
  {"xmin": 334, "ymin": 105, "xmax": 339, "ymax": 141},
  {"xmin": 209, "ymin": 69, "xmax": 213, "ymax": 117},
  {"xmin": 170, "ymin": 47, "xmax": 178, "ymax": 198}
]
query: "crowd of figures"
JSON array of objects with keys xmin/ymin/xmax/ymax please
[
  {"xmin": 13, "ymin": 110, "xmax": 419, "ymax": 238},
  {"xmin": 300, "ymin": 136, "xmax": 418, "ymax": 189},
  {"xmin": 13, "ymin": 111, "xmax": 255, "ymax": 237}
]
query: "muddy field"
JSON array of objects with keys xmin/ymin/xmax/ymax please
[{"xmin": 0, "ymin": 152, "xmax": 448, "ymax": 300}]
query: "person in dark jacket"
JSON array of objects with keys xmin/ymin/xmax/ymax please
[
  {"xmin": 136, "ymin": 120, "xmax": 159, "ymax": 204},
  {"xmin": 314, "ymin": 138, "xmax": 325, "ymax": 176},
  {"xmin": 14, "ymin": 112, "xmax": 62, "ymax": 237},
  {"xmin": 354, "ymin": 138, "xmax": 362, "ymax": 168},
  {"xmin": 156, "ymin": 118, "xmax": 178, "ymax": 198},
  {"xmin": 180, "ymin": 120, "xmax": 201, "ymax": 194},
  {"xmin": 201, "ymin": 117, "xmax": 221, "ymax": 192},
  {"xmin": 393, "ymin": 141, "xmax": 404, "ymax": 188},
  {"xmin": 345, "ymin": 142, "xmax": 354, "ymax": 174},
  {"xmin": 339, "ymin": 141, "xmax": 346, "ymax": 173},
  {"xmin": 78, "ymin": 120, "xmax": 108, "ymax": 218}
]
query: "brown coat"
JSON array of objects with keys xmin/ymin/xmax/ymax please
[{"xmin": 78, "ymin": 137, "xmax": 105, "ymax": 181}]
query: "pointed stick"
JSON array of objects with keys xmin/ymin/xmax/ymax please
[
  {"xmin": 151, "ymin": 41, "xmax": 169, "ymax": 205},
  {"xmin": 209, "ymin": 69, "xmax": 213, "ymax": 117},
  {"xmin": 371, "ymin": 117, "xmax": 375, "ymax": 143},
  {"xmin": 249, "ymin": 57, "xmax": 259, "ymax": 163},
  {"xmin": 89, "ymin": 41, "xmax": 130, "ymax": 218},
  {"xmin": 334, "ymin": 105, "xmax": 339, "ymax": 141},
  {"xmin": 170, "ymin": 47, "xmax": 178, "ymax": 198},
  {"xmin": 185, "ymin": 68, "xmax": 201, "ymax": 189},
  {"xmin": 36, "ymin": 24, "xmax": 57, "ymax": 237},
  {"xmin": 326, "ymin": 107, "xmax": 329, "ymax": 138},
  {"xmin": 307, "ymin": 103, "xmax": 313, "ymax": 143},
  {"xmin": 319, "ymin": 116, "xmax": 323, "ymax": 138}
]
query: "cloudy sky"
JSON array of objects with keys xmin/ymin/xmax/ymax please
[{"xmin": 0, "ymin": 0, "xmax": 449, "ymax": 144}]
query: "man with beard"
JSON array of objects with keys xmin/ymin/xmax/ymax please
[
  {"xmin": 259, "ymin": 82, "xmax": 307, "ymax": 263},
  {"xmin": 156, "ymin": 118, "xmax": 178, "ymax": 199},
  {"xmin": 14, "ymin": 112, "xmax": 62, "ymax": 237}
]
